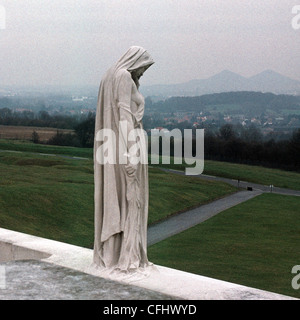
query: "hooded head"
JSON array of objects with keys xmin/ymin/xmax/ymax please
[{"xmin": 114, "ymin": 46, "xmax": 154, "ymax": 73}]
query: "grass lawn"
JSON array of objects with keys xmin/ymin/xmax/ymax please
[
  {"xmin": 154, "ymin": 156, "xmax": 300, "ymax": 191},
  {"xmin": 0, "ymin": 139, "xmax": 93, "ymax": 158},
  {"xmin": 148, "ymin": 168, "xmax": 236, "ymax": 224},
  {"xmin": 0, "ymin": 152, "xmax": 95, "ymax": 248},
  {"xmin": 204, "ymin": 160, "xmax": 300, "ymax": 191},
  {"xmin": 0, "ymin": 151, "xmax": 236, "ymax": 248},
  {"xmin": 148, "ymin": 193, "xmax": 300, "ymax": 299},
  {"xmin": 1, "ymin": 139, "xmax": 300, "ymax": 190}
]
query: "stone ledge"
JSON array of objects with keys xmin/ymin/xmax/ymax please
[{"xmin": 0, "ymin": 227, "xmax": 297, "ymax": 300}]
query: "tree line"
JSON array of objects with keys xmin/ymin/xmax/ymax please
[
  {"xmin": 149, "ymin": 124, "xmax": 300, "ymax": 172},
  {"xmin": 203, "ymin": 124, "xmax": 300, "ymax": 171},
  {"xmin": 0, "ymin": 107, "xmax": 81, "ymax": 129},
  {"xmin": 1, "ymin": 107, "xmax": 299, "ymax": 171},
  {"xmin": 51, "ymin": 117, "xmax": 300, "ymax": 172},
  {"xmin": 0, "ymin": 107, "xmax": 95, "ymax": 148}
]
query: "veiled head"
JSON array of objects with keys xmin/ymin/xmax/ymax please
[{"xmin": 115, "ymin": 46, "xmax": 154, "ymax": 73}]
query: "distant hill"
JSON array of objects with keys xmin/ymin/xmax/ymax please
[
  {"xmin": 146, "ymin": 91, "xmax": 300, "ymax": 117},
  {"xmin": 1, "ymin": 69, "xmax": 300, "ymax": 103},
  {"xmin": 141, "ymin": 70, "xmax": 300, "ymax": 98}
]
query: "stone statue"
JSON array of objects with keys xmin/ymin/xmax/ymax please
[{"xmin": 92, "ymin": 46, "xmax": 155, "ymax": 280}]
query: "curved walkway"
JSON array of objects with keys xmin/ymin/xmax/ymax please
[
  {"xmin": 148, "ymin": 167, "xmax": 300, "ymax": 246},
  {"xmin": 147, "ymin": 189, "xmax": 262, "ymax": 246},
  {"xmin": 157, "ymin": 167, "xmax": 300, "ymax": 197}
]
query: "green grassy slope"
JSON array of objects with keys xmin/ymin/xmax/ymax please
[{"xmin": 0, "ymin": 151, "xmax": 236, "ymax": 248}]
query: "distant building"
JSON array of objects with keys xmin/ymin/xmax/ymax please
[
  {"xmin": 275, "ymin": 117, "xmax": 284, "ymax": 122},
  {"xmin": 15, "ymin": 108, "xmax": 32, "ymax": 113},
  {"xmin": 263, "ymin": 118, "xmax": 273, "ymax": 126},
  {"xmin": 251, "ymin": 118, "xmax": 261, "ymax": 125},
  {"xmin": 72, "ymin": 96, "xmax": 88, "ymax": 102},
  {"xmin": 242, "ymin": 119, "xmax": 250, "ymax": 126}
]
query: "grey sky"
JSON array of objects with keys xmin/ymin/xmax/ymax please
[{"xmin": 0, "ymin": 0, "xmax": 299, "ymax": 88}]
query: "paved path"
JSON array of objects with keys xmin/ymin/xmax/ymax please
[
  {"xmin": 147, "ymin": 167, "xmax": 300, "ymax": 246},
  {"xmin": 147, "ymin": 189, "xmax": 262, "ymax": 246},
  {"xmin": 155, "ymin": 167, "xmax": 300, "ymax": 197}
]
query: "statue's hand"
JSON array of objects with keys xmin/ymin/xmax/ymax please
[{"xmin": 125, "ymin": 163, "xmax": 137, "ymax": 177}]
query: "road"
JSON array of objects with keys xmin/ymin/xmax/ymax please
[
  {"xmin": 147, "ymin": 190, "xmax": 262, "ymax": 246},
  {"xmin": 155, "ymin": 167, "xmax": 300, "ymax": 197},
  {"xmin": 147, "ymin": 167, "xmax": 300, "ymax": 246}
]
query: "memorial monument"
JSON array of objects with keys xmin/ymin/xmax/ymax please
[{"xmin": 92, "ymin": 46, "xmax": 155, "ymax": 280}]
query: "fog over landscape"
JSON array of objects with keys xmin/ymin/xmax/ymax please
[
  {"xmin": 0, "ymin": 0, "xmax": 299, "ymax": 91},
  {"xmin": 1, "ymin": 1, "xmax": 300, "ymax": 151}
]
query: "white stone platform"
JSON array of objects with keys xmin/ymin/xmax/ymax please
[{"xmin": 0, "ymin": 227, "xmax": 297, "ymax": 300}]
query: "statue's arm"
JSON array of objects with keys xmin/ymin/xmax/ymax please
[{"xmin": 116, "ymin": 70, "xmax": 136, "ymax": 169}]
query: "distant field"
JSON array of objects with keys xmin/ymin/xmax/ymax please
[{"xmin": 0, "ymin": 125, "xmax": 74, "ymax": 142}]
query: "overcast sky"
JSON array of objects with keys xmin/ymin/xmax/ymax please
[{"xmin": 0, "ymin": 0, "xmax": 299, "ymax": 88}]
